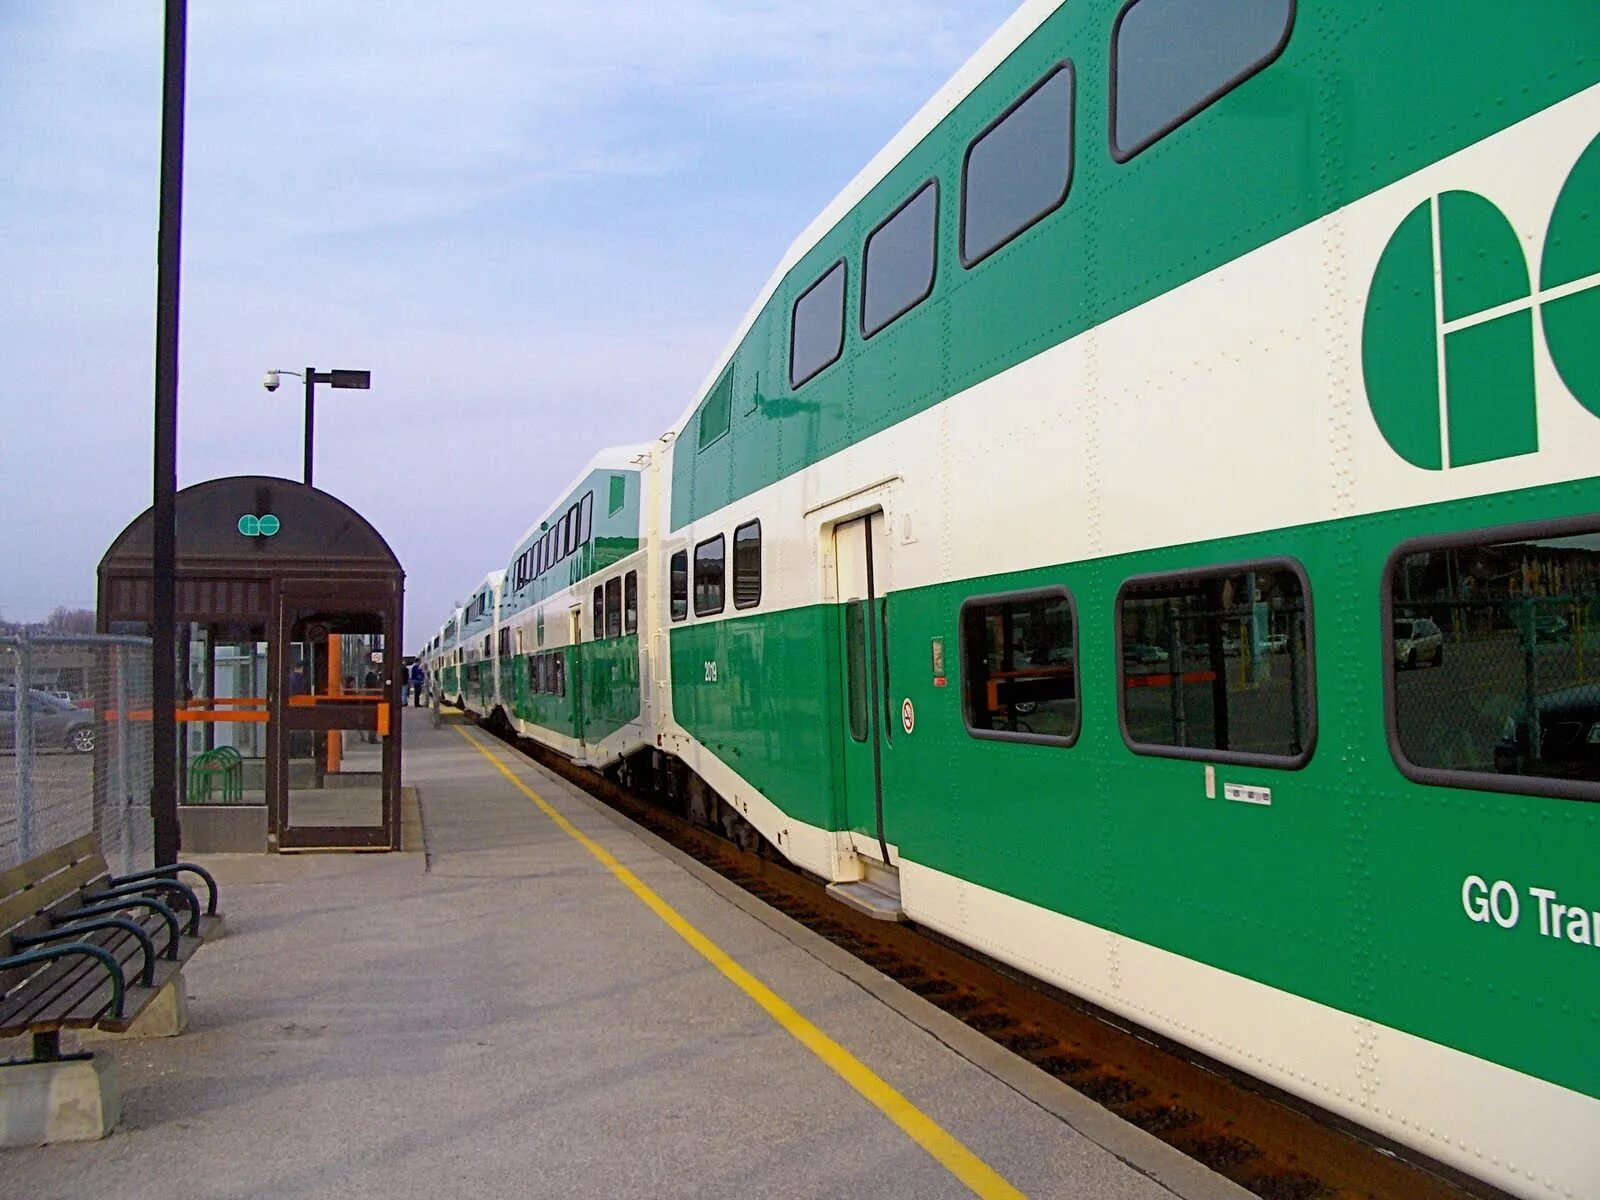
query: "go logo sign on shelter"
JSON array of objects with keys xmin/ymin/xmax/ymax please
[
  {"xmin": 1363, "ymin": 131, "xmax": 1600, "ymax": 469},
  {"xmin": 237, "ymin": 513, "xmax": 280, "ymax": 537}
]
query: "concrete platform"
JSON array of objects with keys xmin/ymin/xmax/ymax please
[{"xmin": 2, "ymin": 709, "xmax": 1248, "ymax": 1199}]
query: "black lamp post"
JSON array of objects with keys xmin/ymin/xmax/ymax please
[{"xmin": 263, "ymin": 367, "xmax": 371, "ymax": 487}]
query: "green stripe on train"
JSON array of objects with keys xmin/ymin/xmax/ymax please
[{"xmin": 671, "ymin": 477, "xmax": 1600, "ymax": 1100}]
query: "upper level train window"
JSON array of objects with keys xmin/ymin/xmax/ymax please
[
  {"xmin": 604, "ymin": 577, "xmax": 622, "ymax": 639},
  {"xmin": 789, "ymin": 260, "xmax": 846, "ymax": 389},
  {"xmin": 1110, "ymin": 0, "xmax": 1294, "ymax": 161},
  {"xmin": 960, "ymin": 588, "xmax": 1079, "ymax": 746},
  {"xmin": 733, "ymin": 520, "xmax": 761, "ymax": 610},
  {"xmin": 961, "ymin": 63, "xmax": 1074, "ymax": 266},
  {"xmin": 579, "ymin": 491, "xmax": 594, "ymax": 545},
  {"xmin": 694, "ymin": 535, "xmax": 726, "ymax": 617},
  {"xmin": 624, "ymin": 571, "xmax": 638, "ymax": 635},
  {"xmin": 862, "ymin": 180, "xmax": 938, "ymax": 338},
  {"xmin": 699, "ymin": 368, "xmax": 733, "ymax": 449},
  {"xmin": 1387, "ymin": 519, "xmax": 1600, "ymax": 802},
  {"xmin": 670, "ymin": 550, "xmax": 688, "ymax": 622},
  {"xmin": 608, "ymin": 475, "xmax": 626, "ymax": 515},
  {"xmin": 1118, "ymin": 560, "xmax": 1313, "ymax": 765}
]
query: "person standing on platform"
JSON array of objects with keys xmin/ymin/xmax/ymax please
[{"xmin": 410, "ymin": 660, "xmax": 426, "ymax": 708}]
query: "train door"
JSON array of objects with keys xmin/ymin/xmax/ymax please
[
  {"xmin": 833, "ymin": 513, "xmax": 892, "ymax": 866},
  {"xmin": 568, "ymin": 605, "xmax": 586, "ymax": 754}
]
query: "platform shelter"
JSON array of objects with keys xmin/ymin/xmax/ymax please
[{"xmin": 97, "ymin": 476, "xmax": 404, "ymax": 851}]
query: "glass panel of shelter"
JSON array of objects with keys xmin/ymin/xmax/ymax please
[
  {"xmin": 283, "ymin": 610, "xmax": 387, "ymax": 830},
  {"xmin": 180, "ymin": 620, "xmax": 270, "ymax": 809}
]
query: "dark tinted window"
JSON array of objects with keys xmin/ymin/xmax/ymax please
[
  {"xmin": 1112, "ymin": 0, "xmax": 1294, "ymax": 160},
  {"xmin": 961, "ymin": 589, "xmax": 1079, "ymax": 744},
  {"xmin": 592, "ymin": 586, "xmax": 603, "ymax": 639},
  {"xmin": 733, "ymin": 521, "xmax": 761, "ymax": 610},
  {"xmin": 1119, "ymin": 563, "xmax": 1312, "ymax": 762},
  {"xmin": 624, "ymin": 571, "xmax": 638, "ymax": 635},
  {"xmin": 579, "ymin": 492, "xmax": 593, "ymax": 545},
  {"xmin": 1390, "ymin": 524, "xmax": 1600, "ymax": 799},
  {"xmin": 863, "ymin": 181, "xmax": 937, "ymax": 337},
  {"xmin": 694, "ymin": 535, "xmax": 725, "ymax": 617},
  {"xmin": 845, "ymin": 601, "xmax": 868, "ymax": 742},
  {"xmin": 790, "ymin": 261, "xmax": 846, "ymax": 389},
  {"xmin": 962, "ymin": 64, "xmax": 1074, "ymax": 265},
  {"xmin": 699, "ymin": 368, "xmax": 733, "ymax": 449},
  {"xmin": 670, "ymin": 550, "xmax": 688, "ymax": 622},
  {"xmin": 604, "ymin": 577, "xmax": 622, "ymax": 639}
]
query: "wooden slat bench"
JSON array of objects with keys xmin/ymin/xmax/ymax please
[
  {"xmin": 0, "ymin": 835, "xmax": 224, "ymax": 1142},
  {"xmin": 0, "ymin": 838, "xmax": 225, "ymax": 1145}
]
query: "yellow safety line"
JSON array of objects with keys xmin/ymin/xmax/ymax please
[{"xmin": 453, "ymin": 726, "xmax": 1026, "ymax": 1200}]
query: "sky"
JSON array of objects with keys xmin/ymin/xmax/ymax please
[{"xmin": 0, "ymin": 1, "xmax": 1017, "ymax": 644}]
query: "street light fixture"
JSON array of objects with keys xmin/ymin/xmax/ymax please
[{"xmin": 262, "ymin": 366, "xmax": 371, "ymax": 488}]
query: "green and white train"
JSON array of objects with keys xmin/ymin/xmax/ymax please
[{"xmin": 432, "ymin": 3, "xmax": 1600, "ymax": 1194}]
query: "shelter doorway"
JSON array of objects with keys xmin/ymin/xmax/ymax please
[{"xmin": 273, "ymin": 580, "xmax": 397, "ymax": 850}]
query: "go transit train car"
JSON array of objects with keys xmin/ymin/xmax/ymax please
[
  {"xmin": 455, "ymin": 571, "xmax": 503, "ymax": 714},
  {"xmin": 489, "ymin": 447, "xmax": 652, "ymax": 767},
  {"xmin": 432, "ymin": 3, "xmax": 1600, "ymax": 1196}
]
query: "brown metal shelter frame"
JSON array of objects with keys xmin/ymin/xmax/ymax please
[{"xmin": 97, "ymin": 476, "xmax": 405, "ymax": 851}]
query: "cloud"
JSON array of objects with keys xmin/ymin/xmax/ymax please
[{"xmin": 0, "ymin": 1, "xmax": 1017, "ymax": 629}]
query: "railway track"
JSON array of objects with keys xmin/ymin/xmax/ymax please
[{"xmin": 491, "ymin": 722, "xmax": 1500, "ymax": 1200}]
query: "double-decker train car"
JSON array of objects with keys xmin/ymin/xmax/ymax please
[
  {"xmin": 430, "ymin": 3, "xmax": 1600, "ymax": 1196},
  {"xmin": 455, "ymin": 572, "xmax": 503, "ymax": 713},
  {"xmin": 488, "ymin": 447, "xmax": 652, "ymax": 767}
]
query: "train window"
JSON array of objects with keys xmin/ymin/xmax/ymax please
[
  {"xmin": 604, "ymin": 577, "xmax": 622, "ymax": 639},
  {"xmin": 670, "ymin": 550, "xmax": 688, "ymax": 622},
  {"xmin": 863, "ymin": 180, "xmax": 938, "ymax": 338},
  {"xmin": 554, "ymin": 652, "xmax": 565, "ymax": 698},
  {"xmin": 1118, "ymin": 560, "xmax": 1313, "ymax": 765},
  {"xmin": 624, "ymin": 571, "xmax": 638, "ymax": 635},
  {"xmin": 580, "ymin": 491, "xmax": 594, "ymax": 546},
  {"xmin": 1110, "ymin": 0, "xmax": 1294, "ymax": 162},
  {"xmin": 497, "ymin": 627, "xmax": 510, "ymax": 658},
  {"xmin": 960, "ymin": 588, "xmax": 1079, "ymax": 746},
  {"xmin": 961, "ymin": 63, "xmax": 1073, "ymax": 266},
  {"xmin": 592, "ymin": 585, "xmax": 603, "ymax": 639},
  {"xmin": 845, "ymin": 601, "xmax": 869, "ymax": 742},
  {"xmin": 694, "ymin": 535, "xmax": 726, "ymax": 617},
  {"xmin": 789, "ymin": 260, "xmax": 846, "ymax": 389},
  {"xmin": 699, "ymin": 368, "xmax": 733, "ymax": 450},
  {"xmin": 609, "ymin": 475, "xmax": 626, "ymax": 515},
  {"xmin": 1386, "ymin": 520, "xmax": 1600, "ymax": 802},
  {"xmin": 733, "ymin": 520, "xmax": 761, "ymax": 610}
]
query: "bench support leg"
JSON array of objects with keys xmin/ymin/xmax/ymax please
[
  {"xmin": 83, "ymin": 974, "xmax": 189, "ymax": 1042},
  {"xmin": 0, "ymin": 1052, "xmax": 120, "ymax": 1145}
]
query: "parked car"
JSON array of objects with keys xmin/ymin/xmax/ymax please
[
  {"xmin": 0, "ymin": 687, "xmax": 95, "ymax": 754},
  {"xmin": 1494, "ymin": 683, "xmax": 1600, "ymax": 781},
  {"xmin": 1531, "ymin": 614, "xmax": 1569, "ymax": 643},
  {"xmin": 1394, "ymin": 618, "xmax": 1444, "ymax": 668},
  {"xmin": 1265, "ymin": 633, "xmax": 1289, "ymax": 653},
  {"xmin": 1123, "ymin": 643, "xmax": 1169, "ymax": 665}
]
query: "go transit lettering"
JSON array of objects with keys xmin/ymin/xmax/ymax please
[
  {"xmin": 1363, "ymin": 130, "xmax": 1600, "ymax": 469},
  {"xmin": 1462, "ymin": 875, "xmax": 1600, "ymax": 948}
]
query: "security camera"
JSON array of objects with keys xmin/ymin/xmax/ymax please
[{"xmin": 263, "ymin": 370, "xmax": 280, "ymax": 392}]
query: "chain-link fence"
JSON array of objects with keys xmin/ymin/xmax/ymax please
[{"xmin": 0, "ymin": 632, "xmax": 153, "ymax": 874}]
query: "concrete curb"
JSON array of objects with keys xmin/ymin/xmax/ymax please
[{"xmin": 542, "ymin": 765, "xmax": 1256, "ymax": 1200}]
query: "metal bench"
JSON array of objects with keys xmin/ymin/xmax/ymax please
[{"xmin": 0, "ymin": 835, "xmax": 224, "ymax": 1144}]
